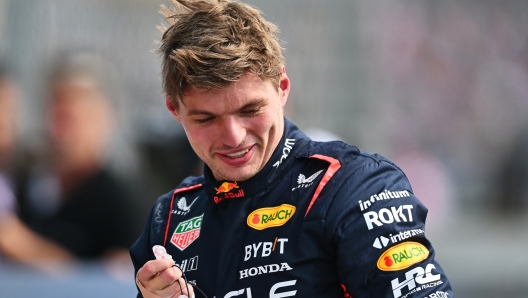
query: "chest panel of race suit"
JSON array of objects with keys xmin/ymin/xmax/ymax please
[
  {"xmin": 135, "ymin": 120, "xmax": 453, "ymax": 298},
  {"xmin": 160, "ymin": 160, "xmax": 343, "ymax": 298}
]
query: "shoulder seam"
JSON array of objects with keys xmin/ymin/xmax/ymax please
[{"xmin": 173, "ymin": 183, "xmax": 203, "ymax": 195}]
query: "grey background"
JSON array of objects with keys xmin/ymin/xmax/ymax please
[{"xmin": 2, "ymin": 0, "xmax": 528, "ymax": 297}]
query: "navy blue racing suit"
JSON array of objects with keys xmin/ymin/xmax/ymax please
[{"xmin": 130, "ymin": 119, "xmax": 454, "ymax": 298}]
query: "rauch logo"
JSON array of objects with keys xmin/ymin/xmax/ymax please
[
  {"xmin": 377, "ymin": 241, "xmax": 429, "ymax": 271},
  {"xmin": 170, "ymin": 214, "xmax": 203, "ymax": 251},
  {"xmin": 247, "ymin": 204, "xmax": 296, "ymax": 230}
]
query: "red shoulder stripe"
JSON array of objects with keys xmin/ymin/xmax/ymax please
[
  {"xmin": 163, "ymin": 184, "xmax": 203, "ymax": 246},
  {"xmin": 305, "ymin": 154, "xmax": 341, "ymax": 217}
]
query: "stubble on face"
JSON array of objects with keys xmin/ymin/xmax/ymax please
[
  {"xmin": 207, "ymin": 123, "xmax": 278, "ymax": 182},
  {"xmin": 175, "ymin": 73, "xmax": 288, "ymax": 182}
]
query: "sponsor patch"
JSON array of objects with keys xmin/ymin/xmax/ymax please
[
  {"xmin": 223, "ymin": 280, "xmax": 297, "ymax": 298},
  {"xmin": 391, "ymin": 263, "xmax": 442, "ymax": 298},
  {"xmin": 373, "ymin": 235, "xmax": 391, "ymax": 249},
  {"xmin": 214, "ymin": 182, "xmax": 245, "ymax": 203},
  {"xmin": 215, "ymin": 182, "xmax": 239, "ymax": 194},
  {"xmin": 170, "ymin": 214, "xmax": 203, "ymax": 250},
  {"xmin": 176, "ymin": 255, "xmax": 198, "ymax": 272},
  {"xmin": 363, "ymin": 204, "xmax": 414, "ymax": 230},
  {"xmin": 247, "ymin": 204, "xmax": 296, "ymax": 230},
  {"xmin": 273, "ymin": 138, "xmax": 296, "ymax": 168},
  {"xmin": 173, "ymin": 196, "xmax": 199, "ymax": 215},
  {"xmin": 239, "ymin": 262, "xmax": 293, "ymax": 279},
  {"xmin": 359, "ymin": 189, "xmax": 411, "ymax": 211},
  {"xmin": 373, "ymin": 228, "xmax": 425, "ymax": 249},
  {"xmin": 378, "ymin": 241, "xmax": 429, "ymax": 271},
  {"xmin": 427, "ymin": 291, "xmax": 450, "ymax": 298},
  {"xmin": 244, "ymin": 238, "xmax": 288, "ymax": 261},
  {"xmin": 292, "ymin": 169, "xmax": 324, "ymax": 191},
  {"xmin": 151, "ymin": 201, "xmax": 166, "ymax": 238}
]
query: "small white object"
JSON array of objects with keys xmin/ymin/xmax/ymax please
[{"xmin": 152, "ymin": 245, "xmax": 173, "ymax": 261}]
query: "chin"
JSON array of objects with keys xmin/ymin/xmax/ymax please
[{"xmin": 215, "ymin": 165, "xmax": 259, "ymax": 182}]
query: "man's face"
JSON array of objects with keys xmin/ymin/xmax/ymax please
[
  {"xmin": 167, "ymin": 71, "xmax": 290, "ymax": 182},
  {"xmin": 48, "ymin": 76, "xmax": 113, "ymax": 165}
]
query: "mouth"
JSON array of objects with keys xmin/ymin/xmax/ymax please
[
  {"xmin": 224, "ymin": 148, "xmax": 250, "ymax": 159},
  {"xmin": 216, "ymin": 145, "xmax": 255, "ymax": 167}
]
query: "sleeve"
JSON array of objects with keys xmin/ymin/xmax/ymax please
[
  {"xmin": 130, "ymin": 193, "xmax": 174, "ymax": 298},
  {"xmin": 130, "ymin": 199, "xmax": 164, "ymax": 298},
  {"xmin": 327, "ymin": 158, "xmax": 454, "ymax": 298},
  {"xmin": 130, "ymin": 203, "xmax": 156, "ymax": 298}
]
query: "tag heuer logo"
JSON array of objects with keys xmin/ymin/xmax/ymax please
[{"xmin": 170, "ymin": 214, "xmax": 203, "ymax": 251}]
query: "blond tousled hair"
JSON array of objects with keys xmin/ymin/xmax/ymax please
[{"xmin": 158, "ymin": 0, "xmax": 284, "ymax": 107}]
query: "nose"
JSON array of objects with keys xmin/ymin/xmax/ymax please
[{"xmin": 219, "ymin": 115, "xmax": 246, "ymax": 148}]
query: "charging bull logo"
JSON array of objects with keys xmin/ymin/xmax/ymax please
[
  {"xmin": 247, "ymin": 204, "xmax": 296, "ymax": 230},
  {"xmin": 216, "ymin": 182, "xmax": 239, "ymax": 194},
  {"xmin": 214, "ymin": 182, "xmax": 245, "ymax": 203}
]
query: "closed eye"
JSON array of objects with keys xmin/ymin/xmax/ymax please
[
  {"xmin": 241, "ymin": 107, "xmax": 261, "ymax": 116},
  {"xmin": 194, "ymin": 117, "xmax": 214, "ymax": 124}
]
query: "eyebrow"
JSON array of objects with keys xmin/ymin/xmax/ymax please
[
  {"xmin": 186, "ymin": 99, "xmax": 266, "ymax": 117},
  {"xmin": 186, "ymin": 109, "xmax": 215, "ymax": 117}
]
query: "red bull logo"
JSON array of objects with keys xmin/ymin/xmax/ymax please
[
  {"xmin": 214, "ymin": 182, "xmax": 244, "ymax": 203},
  {"xmin": 215, "ymin": 182, "xmax": 239, "ymax": 194}
]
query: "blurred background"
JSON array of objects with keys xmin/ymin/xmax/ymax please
[{"xmin": 1, "ymin": 0, "xmax": 528, "ymax": 297}]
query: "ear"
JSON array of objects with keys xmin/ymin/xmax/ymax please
[
  {"xmin": 165, "ymin": 95, "xmax": 181, "ymax": 122},
  {"xmin": 278, "ymin": 66, "xmax": 290, "ymax": 108}
]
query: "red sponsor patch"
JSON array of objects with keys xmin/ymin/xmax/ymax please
[
  {"xmin": 213, "ymin": 182, "xmax": 245, "ymax": 203},
  {"xmin": 170, "ymin": 214, "xmax": 203, "ymax": 251},
  {"xmin": 215, "ymin": 182, "xmax": 239, "ymax": 194}
]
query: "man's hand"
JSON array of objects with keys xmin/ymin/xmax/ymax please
[{"xmin": 136, "ymin": 259, "xmax": 194, "ymax": 298}]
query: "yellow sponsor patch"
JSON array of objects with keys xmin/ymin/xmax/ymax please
[
  {"xmin": 377, "ymin": 241, "xmax": 429, "ymax": 271},
  {"xmin": 247, "ymin": 204, "xmax": 296, "ymax": 230}
]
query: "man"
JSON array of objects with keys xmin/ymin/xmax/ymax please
[
  {"xmin": 0, "ymin": 62, "xmax": 74, "ymax": 274},
  {"xmin": 131, "ymin": 1, "xmax": 454, "ymax": 297},
  {"xmin": 16, "ymin": 53, "xmax": 146, "ymax": 261}
]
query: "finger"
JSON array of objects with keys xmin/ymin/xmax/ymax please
[
  {"xmin": 147, "ymin": 266, "xmax": 183, "ymax": 292},
  {"xmin": 149, "ymin": 273, "xmax": 171, "ymax": 291},
  {"xmin": 184, "ymin": 283, "xmax": 195, "ymax": 298},
  {"xmin": 151, "ymin": 277, "xmax": 190, "ymax": 298},
  {"xmin": 138, "ymin": 259, "xmax": 175, "ymax": 284},
  {"xmin": 147, "ymin": 266, "xmax": 185, "ymax": 291},
  {"xmin": 174, "ymin": 278, "xmax": 194, "ymax": 297},
  {"xmin": 159, "ymin": 265, "xmax": 183, "ymax": 284}
]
